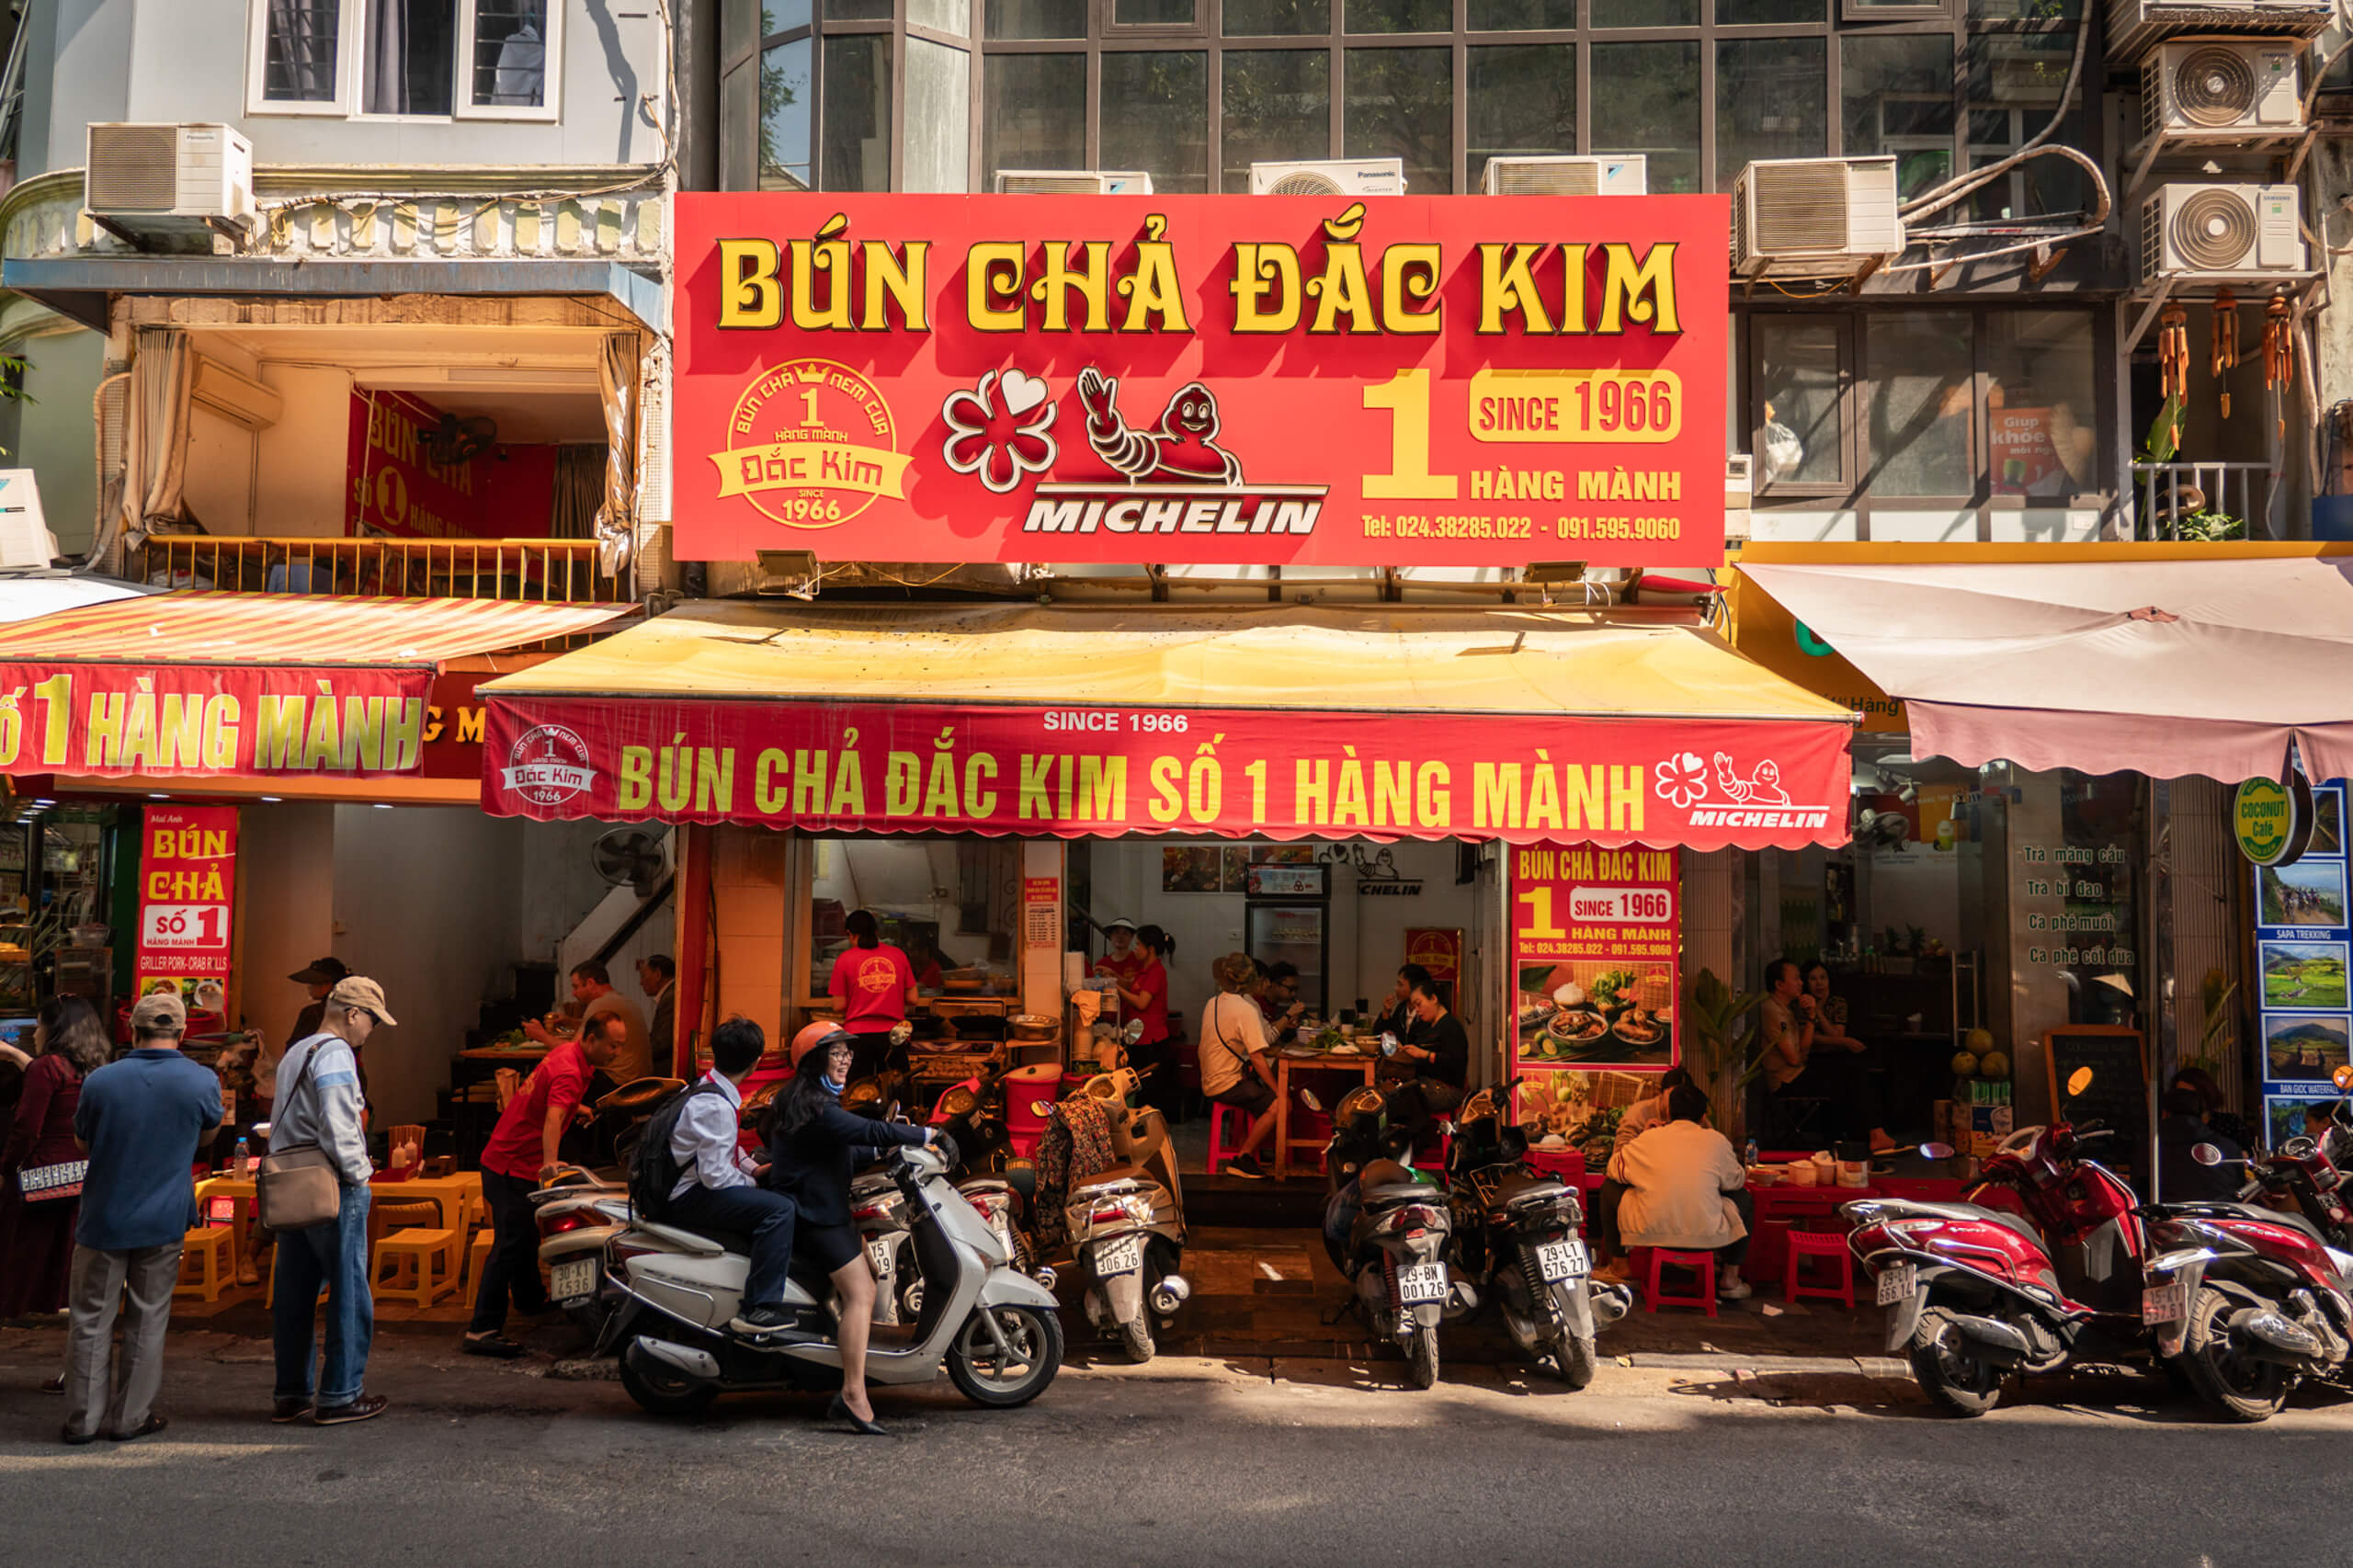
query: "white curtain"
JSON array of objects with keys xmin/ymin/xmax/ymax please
[
  {"xmin": 364, "ymin": 0, "xmax": 410, "ymax": 115},
  {"xmin": 119, "ymin": 327, "xmax": 195, "ymax": 551},
  {"xmin": 593, "ymin": 332, "xmax": 642, "ymax": 580}
]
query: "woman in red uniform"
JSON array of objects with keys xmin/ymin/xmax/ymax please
[{"xmin": 826, "ymin": 910, "xmax": 920, "ymax": 1083}]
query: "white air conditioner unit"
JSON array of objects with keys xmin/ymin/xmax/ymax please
[
  {"xmin": 2109, "ymin": 0, "xmax": 2333, "ymax": 62},
  {"xmin": 1731, "ymin": 156, "xmax": 1905, "ymax": 281},
  {"xmin": 2140, "ymin": 182, "xmax": 2308, "ymax": 279},
  {"xmin": 190, "ymin": 356, "xmax": 282, "ymax": 431},
  {"xmin": 1724, "ymin": 453, "xmax": 1754, "ymax": 543},
  {"xmin": 994, "ymin": 170, "xmax": 1154, "ymax": 195},
  {"xmin": 1481, "ymin": 155, "xmax": 1646, "ymax": 197},
  {"xmin": 85, "ymin": 123, "xmax": 255, "ymax": 230},
  {"xmin": 0, "ymin": 472, "xmax": 55, "ymax": 569},
  {"xmin": 1248, "ymin": 158, "xmax": 1406, "ymax": 197},
  {"xmin": 2142, "ymin": 40, "xmax": 2302, "ymax": 140}
]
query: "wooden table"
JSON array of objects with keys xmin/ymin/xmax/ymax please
[{"xmin": 1272, "ymin": 1051, "xmax": 1379, "ymax": 1181}]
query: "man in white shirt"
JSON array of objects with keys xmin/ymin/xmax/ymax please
[
  {"xmin": 661, "ymin": 1016, "xmax": 804, "ymax": 1338},
  {"xmin": 1603, "ymin": 1084, "xmax": 1755, "ymax": 1301}
]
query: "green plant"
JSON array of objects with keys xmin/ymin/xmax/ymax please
[
  {"xmin": 2138, "ymin": 394, "xmax": 2184, "ymax": 465},
  {"xmin": 2182, "ymin": 970, "xmax": 2237, "ymax": 1081},
  {"xmin": 2176, "ymin": 509, "xmax": 2245, "ymax": 542},
  {"xmin": 1684, "ymin": 968, "xmax": 1768, "ymax": 1089}
]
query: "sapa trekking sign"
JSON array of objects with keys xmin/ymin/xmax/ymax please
[{"xmin": 676, "ymin": 194, "xmax": 1729, "ymax": 569}]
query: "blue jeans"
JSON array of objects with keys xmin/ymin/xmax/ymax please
[
  {"xmin": 272, "ymin": 1181, "xmax": 374, "ymax": 1407},
  {"xmin": 666, "ymin": 1181, "xmax": 799, "ymax": 1308}
]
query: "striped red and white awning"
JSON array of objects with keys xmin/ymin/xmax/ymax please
[{"xmin": 0, "ymin": 592, "xmax": 627, "ymax": 665}]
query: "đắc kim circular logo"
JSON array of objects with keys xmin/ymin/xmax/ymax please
[{"xmin": 501, "ymin": 723, "xmax": 598, "ymax": 809}]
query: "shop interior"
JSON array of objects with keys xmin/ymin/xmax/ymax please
[{"xmin": 1748, "ymin": 736, "xmax": 2146, "ymax": 1144}]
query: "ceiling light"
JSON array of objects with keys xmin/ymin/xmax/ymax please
[{"xmin": 260, "ymin": 796, "xmax": 282, "ymax": 802}]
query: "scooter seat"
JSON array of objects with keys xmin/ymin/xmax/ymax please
[
  {"xmin": 2165, "ymin": 1199, "xmax": 2329, "ymax": 1247},
  {"xmin": 1361, "ymin": 1181, "xmax": 1438, "ymax": 1207},
  {"xmin": 1492, "ymin": 1171, "xmax": 1571, "ymax": 1205}
]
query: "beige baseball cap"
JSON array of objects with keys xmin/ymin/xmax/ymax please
[
  {"xmin": 326, "ymin": 976, "xmax": 399, "ymax": 1027},
  {"xmin": 128, "ymin": 989, "xmax": 187, "ymax": 1036}
]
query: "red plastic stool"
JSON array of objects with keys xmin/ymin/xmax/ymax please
[
  {"xmin": 1783, "ymin": 1229, "xmax": 1855, "ymax": 1309},
  {"xmin": 1631, "ymin": 1246, "xmax": 1717, "ymax": 1315},
  {"xmin": 1208, "ymin": 1102, "xmax": 1255, "ymax": 1171}
]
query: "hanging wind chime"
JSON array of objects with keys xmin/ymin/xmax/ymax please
[
  {"xmin": 2264, "ymin": 294, "xmax": 2295, "ymax": 441},
  {"xmin": 2211, "ymin": 288, "xmax": 2238, "ymax": 419},
  {"xmin": 2157, "ymin": 301, "xmax": 2190, "ymax": 454}
]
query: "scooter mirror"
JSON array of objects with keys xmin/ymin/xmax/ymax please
[
  {"xmin": 2192, "ymin": 1142, "xmax": 2224, "ymax": 1166},
  {"xmin": 1031, "ymin": 1099, "xmax": 1053, "ymax": 1117},
  {"xmin": 2336, "ymin": 1064, "xmax": 2353, "ymax": 1092},
  {"xmin": 1380, "ymin": 1032, "xmax": 1400, "ymax": 1059},
  {"xmin": 1917, "ymin": 1142, "xmax": 1954, "ymax": 1160},
  {"xmin": 889, "ymin": 1020, "xmax": 915, "ymax": 1046},
  {"xmin": 1123, "ymin": 1018, "xmax": 1147, "ymax": 1044},
  {"xmin": 1297, "ymin": 1089, "xmax": 1324, "ymax": 1114},
  {"xmin": 2065, "ymin": 1065, "xmax": 2094, "ymax": 1096}
]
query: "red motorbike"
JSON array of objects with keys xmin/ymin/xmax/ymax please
[{"xmin": 1843, "ymin": 1119, "xmax": 2168, "ymax": 1416}]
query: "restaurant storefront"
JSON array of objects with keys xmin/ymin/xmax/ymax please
[{"xmin": 1725, "ymin": 541, "xmax": 2353, "ymax": 1187}]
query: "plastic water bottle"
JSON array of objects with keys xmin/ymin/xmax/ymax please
[
  {"xmin": 1745, "ymin": 1136, "xmax": 1759, "ymax": 1167},
  {"xmin": 233, "ymin": 1135, "xmax": 251, "ymax": 1176}
]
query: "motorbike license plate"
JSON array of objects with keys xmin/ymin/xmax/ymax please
[
  {"xmin": 550, "ymin": 1258, "xmax": 597, "ymax": 1305},
  {"xmin": 1534, "ymin": 1239, "xmax": 1589, "ymax": 1283},
  {"xmin": 2143, "ymin": 1281, "xmax": 2188, "ymax": 1325},
  {"xmin": 1396, "ymin": 1262, "xmax": 1449, "ymax": 1304},
  {"xmin": 1874, "ymin": 1263, "xmax": 1917, "ymax": 1308},
  {"xmin": 864, "ymin": 1237, "xmax": 893, "ymax": 1278},
  {"xmin": 1095, "ymin": 1235, "xmax": 1144, "ymax": 1276}
]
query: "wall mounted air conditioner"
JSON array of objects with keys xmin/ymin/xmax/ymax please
[
  {"xmin": 190, "ymin": 356, "xmax": 282, "ymax": 431},
  {"xmin": 2140, "ymin": 182, "xmax": 2308, "ymax": 278},
  {"xmin": 1481, "ymin": 155, "xmax": 1646, "ymax": 196},
  {"xmin": 2142, "ymin": 40, "xmax": 2302, "ymax": 139},
  {"xmin": 1248, "ymin": 158, "xmax": 1406, "ymax": 196},
  {"xmin": 85, "ymin": 123, "xmax": 254, "ymax": 229},
  {"xmin": 1731, "ymin": 156, "xmax": 1905, "ymax": 281},
  {"xmin": 2109, "ymin": 0, "xmax": 2333, "ymax": 62},
  {"xmin": 994, "ymin": 170, "xmax": 1154, "ymax": 194}
]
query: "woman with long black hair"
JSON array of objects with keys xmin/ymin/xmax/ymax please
[
  {"xmin": 0, "ymin": 996, "xmax": 111, "ymax": 1323},
  {"xmin": 763, "ymin": 1022, "xmax": 936, "ymax": 1433}
]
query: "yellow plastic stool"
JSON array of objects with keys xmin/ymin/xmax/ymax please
[
  {"xmin": 173, "ymin": 1226, "xmax": 235, "ymax": 1302},
  {"xmin": 464, "ymin": 1228, "xmax": 496, "ymax": 1308},
  {"xmin": 370, "ymin": 1227, "xmax": 460, "ymax": 1308}
]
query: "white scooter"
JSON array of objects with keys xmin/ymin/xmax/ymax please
[{"xmin": 575, "ymin": 1142, "xmax": 1064, "ymax": 1417}]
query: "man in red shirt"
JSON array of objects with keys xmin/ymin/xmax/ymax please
[{"xmin": 462, "ymin": 1011, "xmax": 621, "ymax": 1358}]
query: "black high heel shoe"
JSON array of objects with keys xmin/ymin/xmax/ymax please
[{"xmin": 826, "ymin": 1394, "xmax": 887, "ymax": 1435}]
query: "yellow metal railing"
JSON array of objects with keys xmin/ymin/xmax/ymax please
[{"xmin": 131, "ymin": 536, "xmax": 624, "ymax": 604}]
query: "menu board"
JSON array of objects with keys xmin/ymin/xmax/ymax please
[
  {"xmin": 2255, "ymin": 780, "xmax": 2350, "ymax": 1144},
  {"xmin": 1508, "ymin": 843, "xmax": 1678, "ymax": 1075},
  {"xmin": 134, "ymin": 805, "xmax": 238, "ymax": 1010},
  {"xmin": 2044, "ymin": 1026, "xmax": 2148, "ymax": 1181}
]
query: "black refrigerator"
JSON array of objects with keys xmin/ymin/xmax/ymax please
[{"xmin": 1245, "ymin": 861, "xmax": 1330, "ymax": 1015}]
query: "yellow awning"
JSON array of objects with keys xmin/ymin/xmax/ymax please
[{"xmin": 482, "ymin": 601, "xmax": 1855, "ymax": 723}]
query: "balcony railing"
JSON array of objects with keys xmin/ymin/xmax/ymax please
[
  {"xmin": 2130, "ymin": 462, "xmax": 2277, "ymax": 542},
  {"xmin": 132, "ymin": 536, "xmax": 624, "ymax": 604}
]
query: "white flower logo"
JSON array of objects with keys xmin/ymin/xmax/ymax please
[
  {"xmin": 1655, "ymin": 751, "xmax": 1709, "ymax": 811},
  {"xmin": 941, "ymin": 369, "xmax": 1060, "ymax": 494}
]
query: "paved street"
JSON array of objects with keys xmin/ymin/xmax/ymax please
[{"xmin": 2, "ymin": 1322, "xmax": 2345, "ymax": 1568}]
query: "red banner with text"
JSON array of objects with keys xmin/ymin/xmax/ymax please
[
  {"xmin": 481, "ymin": 697, "xmax": 1845, "ymax": 851},
  {"xmin": 134, "ymin": 805, "xmax": 238, "ymax": 1006},
  {"xmin": 676, "ymin": 193, "xmax": 1728, "ymax": 569},
  {"xmin": 1510, "ymin": 840, "xmax": 1679, "ymax": 1074},
  {"xmin": 0, "ymin": 665, "xmax": 430, "ymax": 778}
]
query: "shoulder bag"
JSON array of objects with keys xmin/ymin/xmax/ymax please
[
  {"xmin": 256, "ymin": 1039, "xmax": 347, "ymax": 1232},
  {"xmin": 15, "ymin": 1058, "xmax": 85, "ymax": 1201}
]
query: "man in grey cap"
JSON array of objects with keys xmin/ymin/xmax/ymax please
[
  {"xmin": 62, "ymin": 990, "xmax": 222, "ymax": 1444},
  {"xmin": 267, "ymin": 976, "xmax": 394, "ymax": 1426}
]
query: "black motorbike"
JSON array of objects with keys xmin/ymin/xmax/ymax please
[
  {"xmin": 1306, "ymin": 1081, "xmax": 1456, "ymax": 1390},
  {"xmin": 1444, "ymin": 1077, "xmax": 1630, "ymax": 1389}
]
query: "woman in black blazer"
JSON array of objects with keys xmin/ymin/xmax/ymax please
[{"xmin": 764, "ymin": 1024, "xmax": 934, "ymax": 1433}]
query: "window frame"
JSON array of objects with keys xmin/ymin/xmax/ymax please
[{"xmin": 244, "ymin": 0, "xmax": 566, "ymax": 123}]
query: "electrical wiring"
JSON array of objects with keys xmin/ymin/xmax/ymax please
[{"xmin": 1898, "ymin": 15, "xmax": 2093, "ymax": 226}]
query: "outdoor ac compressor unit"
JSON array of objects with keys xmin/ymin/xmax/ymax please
[
  {"xmin": 2140, "ymin": 182, "xmax": 2308, "ymax": 278},
  {"xmin": 2109, "ymin": 0, "xmax": 2334, "ymax": 63},
  {"xmin": 2142, "ymin": 40, "xmax": 2302, "ymax": 139},
  {"xmin": 1481, "ymin": 155, "xmax": 1646, "ymax": 196},
  {"xmin": 1731, "ymin": 156, "xmax": 1905, "ymax": 281},
  {"xmin": 85, "ymin": 122, "xmax": 255, "ymax": 229},
  {"xmin": 994, "ymin": 170, "xmax": 1154, "ymax": 194},
  {"xmin": 1248, "ymin": 159, "xmax": 1405, "ymax": 196}
]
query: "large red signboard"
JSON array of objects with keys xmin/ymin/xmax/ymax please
[
  {"xmin": 676, "ymin": 194, "xmax": 1728, "ymax": 569},
  {"xmin": 480, "ymin": 695, "xmax": 1846, "ymax": 851},
  {"xmin": 135, "ymin": 804, "xmax": 238, "ymax": 994}
]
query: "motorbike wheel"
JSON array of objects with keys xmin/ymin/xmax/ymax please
[
  {"xmin": 1118, "ymin": 1314, "xmax": 1156, "ymax": 1364},
  {"xmin": 1908, "ymin": 1316, "xmax": 2005, "ymax": 1417},
  {"xmin": 1552, "ymin": 1331, "xmax": 1598, "ymax": 1390},
  {"xmin": 1407, "ymin": 1327, "xmax": 1441, "ymax": 1390},
  {"xmin": 2177, "ymin": 1287, "xmax": 2293, "ymax": 1424},
  {"xmin": 948, "ymin": 1303, "xmax": 1065, "ymax": 1408},
  {"xmin": 620, "ymin": 1356, "xmax": 719, "ymax": 1419}
]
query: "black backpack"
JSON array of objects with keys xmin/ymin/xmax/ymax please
[{"xmin": 628, "ymin": 1081, "xmax": 732, "ymax": 1221}]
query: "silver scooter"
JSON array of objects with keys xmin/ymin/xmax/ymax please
[{"xmin": 580, "ymin": 1142, "xmax": 1063, "ymax": 1416}]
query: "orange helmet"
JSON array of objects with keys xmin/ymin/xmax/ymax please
[{"xmin": 790, "ymin": 1020, "xmax": 853, "ymax": 1072}]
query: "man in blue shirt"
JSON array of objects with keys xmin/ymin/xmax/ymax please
[{"xmin": 63, "ymin": 990, "xmax": 222, "ymax": 1445}]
